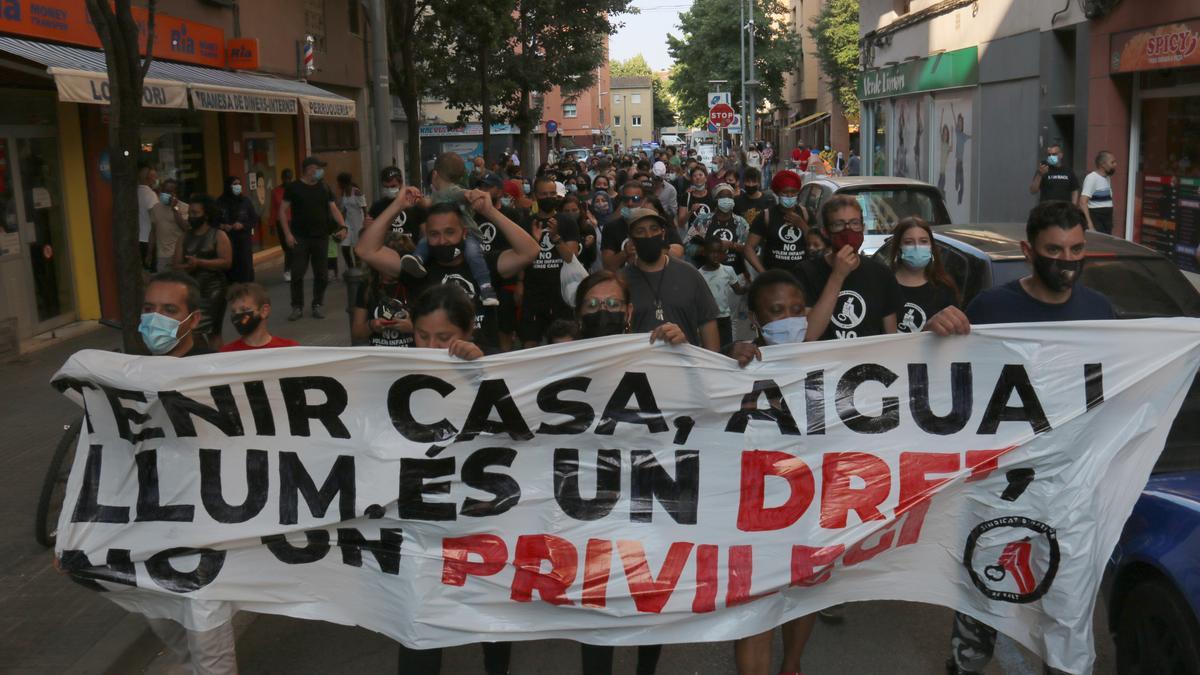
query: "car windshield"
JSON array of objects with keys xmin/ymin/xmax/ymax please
[{"xmin": 844, "ymin": 188, "xmax": 949, "ymax": 235}]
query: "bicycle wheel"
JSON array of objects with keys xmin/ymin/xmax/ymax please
[{"xmin": 35, "ymin": 417, "xmax": 83, "ymax": 548}]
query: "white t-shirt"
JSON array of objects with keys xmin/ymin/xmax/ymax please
[
  {"xmin": 137, "ymin": 184, "xmax": 158, "ymax": 243},
  {"xmin": 1081, "ymin": 171, "xmax": 1113, "ymax": 209},
  {"xmin": 747, "ymin": 150, "xmax": 762, "ymax": 169},
  {"xmin": 699, "ymin": 264, "xmax": 739, "ymax": 318}
]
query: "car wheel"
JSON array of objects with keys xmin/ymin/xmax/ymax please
[{"xmin": 1116, "ymin": 578, "xmax": 1200, "ymax": 673}]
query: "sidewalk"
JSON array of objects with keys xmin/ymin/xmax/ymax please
[{"xmin": 0, "ymin": 258, "xmax": 354, "ymax": 673}]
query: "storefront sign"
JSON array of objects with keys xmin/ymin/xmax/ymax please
[
  {"xmin": 226, "ymin": 37, "xmax": 259, "ymax": 70},
  {"xmin": 301, "ymin": 97, "xmax": 356, "ymax": 119},
  {"xmin": 1111, "ymin": 20, "xmax": 1200, "ymax": 73},
  {"xmin": 51, "ymin": 70, "xmax": 188, "ymax": 109},
  {"xmin": 190, "ymin": 88, "xmax": 297, "ymax": 115},
  {"xmin": 858, "ymin": 46, "xmax": 978, "ymax": 101},
  {"xmin": 419, "ymin": 123, "xmax": 519, "ymax": 137}
]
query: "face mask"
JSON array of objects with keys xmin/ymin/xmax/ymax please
[
  {"xmin": 188, "ymin": 216, "xmax": 206, "ymax": 229},
  {"xmin": 807, "ymin": 246, "xmax": 825, "ymax": 258},
  {"xmin": 500, "ymin": 196, "xmax": 514, "ymax": 208},
  {"xmin": 717, "ymin": 197, "xmax": 735, "ymax": 213},
  {"xmin": 538, "ymin": 197, "xmax": 562, "ymax": 213},
  {"xmin": 744, "ymin": 184, "xmax": 760, "ymax": 193},
  {"xmin": 1105, "ymin": 167, "xmax": 1116, "ymax": 177},
  {"xmin": 1032, "ymin": 254, "xmax": 1083, "ymax": 292},
  {"xmin": 831, "ymin": 229, "xmax": 864, "ymax": 253},
  {"xmin": 632, "ymin": 235, "xmax": 665, "ymax": 263},
  {"xmin": 522, "ymin": 184, "xmax": 531, "ymax": 195},
  {"xmin": 580, "ymin": 310, "xmax": 626, "ymax": 338},
  {"xmin": 567, "ymin": 184, "xmax": 578, "ymax": 193},
  {"xmin": 779, "ymin": 195, "xmax": 798, "ymax": 209},
  {"xmin": 692, "ymin": 179, "xmax": 706, "ymax": 189},
  {"xmin": 429, "ymin": 243, "xmax": 461, "ymax": 265},
  {"xmin": 593, "ymin": 200, "xmax": 612, "ymax": 216},
  {"xmin": 900, "ymin": 244, "xmax": 932, "ymax": 269},
  {"xmin": 231, "ymin": 184, "xmax": 242, "ymax": 196},
  {"xmin": 139, "ymin": 311, "xmax": 193, "ymax": 355},
  {"xmin": 620, "ymin": 206, "xmax": 633, "ymax": 221},
  {"xmin": 230, "ymin": 310, "xmax": 263, "ymax": 336},
  {"xmin": 1046, "ymin": 155, "xmax": 1060, "ymax": 167},
  {"xmin": 382, "ymin": 186, "xmax": 400, "ymax": 199},
  {"xmin": 760, "ymin": 316, "xmax": 808, "ymax": 345},
  {"xmin": 314, "ymin": 168, "xmax": 325, "ymax": 180},
  {"xmin": 159, "ymin": 192, "xmax": 172, "ymax": 206}
]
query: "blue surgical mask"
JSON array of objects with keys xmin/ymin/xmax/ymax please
[
  {"xmin": 159, "ymin": 192, "xmax": 172, "ymax": 205},
  {"xmin": 717, "ymin": 197, "xmax": 735, "ymax": 213},
  {"xmin": 522, "ymin": 183, "xmax": 531, "ymax": 195},
  {"xmin": 314, "ymin": 167, "xmax": 325, "ymax": 180},
  {"xmin": 500, "ymin": 196, "xmax": 514, "ymax": 208},
  {"xmin": 1046, "ymin": 155, "xmax": 1060, "ymax": 167},
  {"xmin": 779, "ymin": 195, "xmax": 798, "ymax": 209},
  {"xmin": 760, "ymin": 316, "xmax": 808, "ymax": 345},
  {"xmin": 231, "ymin": 184, "xmax": 242, "ymax": 196},
  {"xmin": 620, "ymin": 206, "xmax": 633, "ymax": 221},
  {"xmin": 139, "ymin": 311, "xmax": 194, "ymax": 355},
  {"xmin": 900, "ymin": 244, "xmax": 932, "ymax": 269}
]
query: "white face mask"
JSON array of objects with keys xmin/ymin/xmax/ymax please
[
  {"xmin": 382, "ymin": 186, "xmax": 400, "ymax": 199},
  {"xmin": 760, "ymin": 316, "xmax": 808, "ymax": 345}
]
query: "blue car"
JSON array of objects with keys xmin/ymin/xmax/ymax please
[{"xmin": 878, "ymin": 224, "xmax": 1200, "ymax": 670}]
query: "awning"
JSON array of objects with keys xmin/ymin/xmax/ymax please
[
  {"xmin": 0, "ymin": 37, "xmax": 355, "ymax": 118},
  {"xmin": 787, "ymin": 111, "xmax": 831, "ymax": 130}
]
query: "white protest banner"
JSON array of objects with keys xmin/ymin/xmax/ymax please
[{"xmin": 51, "ymin": 320, "xmax": 1200, "ymax": 673}]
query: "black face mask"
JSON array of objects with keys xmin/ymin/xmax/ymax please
[
  {"xmin": 632, "ymin": 235, "xmax": 665, "ymax": 263},
  {"xmin": 188, "ymin": 216, "xmax": 206, "ymax": 229},
  {"xmin": 429, "ymin": 243, "xmax": 461, "ymax": 264},
  {"xmin": 538, "ymin": 197, "xmax": 562, "ymax": 213},
  {"xmin": 1105, "ymin": 167, "xmax": 1117, "ymax": 177},
  {"xmin": 1032, "ymin": 254, "xmax": 1083, "ymax": 292},
  {"xmin": 580, "ymin": 310, "xmax": 627, "ymax": 338},
  {"xmin": 230, "ymin": 310, "xmax": 262, "ymax": 336}
]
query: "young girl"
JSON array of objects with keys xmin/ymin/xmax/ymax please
[{"xmin": 887, "ymin": 217, "xmax": 959, "ymax": 333}]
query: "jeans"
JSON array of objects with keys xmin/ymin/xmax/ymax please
[
  {"xmin": 290, "ymin": 236, "xmax": 329, "ymax": 308},
  {"xmin": 579, "ymin": 644, "xmax": 662, "ymax": 675},
  {"xmin": 1090, "ymin": 207, "xmax": 1113, "ymax": 235},
  {"xmin": 147, "ymin": 617, "xmax": 238, "ymax": 675},
  {"xmin": 415, "ymin": 235, "xmax": 493, "ymax": 290}
]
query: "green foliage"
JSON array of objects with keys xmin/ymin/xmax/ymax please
[
  {"xmin": 667, "ymin": 0, "xmax": 800, "ymax": 123},
  {"xmin": 423, "ymin": 0, "xmax": 517, "ymax": 124},
  {"xmin": 611, "ymin": 54, "xmax": 653, "ymax": 77},
  {"xmin": 809, "ymin": 0, "xmax": 860, "ymax": 120}
]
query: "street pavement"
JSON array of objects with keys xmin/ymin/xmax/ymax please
[{"xmin": 1, "ymin": 256, "xmax": 1118, "ymax": 674}]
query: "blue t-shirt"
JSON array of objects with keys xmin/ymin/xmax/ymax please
[{"xmin": 965, "ymin": 279, "xmax": 1115, "ymax": 325}]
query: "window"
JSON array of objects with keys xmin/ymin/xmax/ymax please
[
  {"xmin": 614, "ymin": 115, "xmax": 621, "ymax": 127},
  {"xmin": 631, "ymin": 94, "xmax": 641, "ymax": 104},
  {"xmin": 348, "ymin": 0, "xmax": 361, "ymax": 35},
  {"xmin": 311, "ymin": 120, "xmax": 359, "ymax": 151},
  {"xmin": 632, "ymin": 115, "xmax": 642, "ymax": 127},
  {"xmin": 564, "ymin": 103, "xmax": 577, "ymax": 118},
  {"xmin": 614, "ymin": 94, "xmax": 622, "ymax": 104},
  {"xmin": 304, "ymin": 0, "xmax": 327, "ymax": 51}
]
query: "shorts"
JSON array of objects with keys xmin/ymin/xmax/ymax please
[{"xmin": 518, "ymin": 298, "xmax": 572, "ymax": 344}]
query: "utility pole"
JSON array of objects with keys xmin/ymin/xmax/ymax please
[
  {"xmin": 366, "ymin": 0, "xmax": 393, "ymax": 173},
  {"xmin": 747, "ymin": 0, "xmax": 756, "ymax": 147},
  {"xmin": 740, "ymin": 0, "xmax": 746, "ymax": 147}
]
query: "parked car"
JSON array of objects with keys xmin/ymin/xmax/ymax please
[
  {"xmin": 660, "ymin": 134, "xmax": 685, "ymax": 148},
  {"xmin": 798, "ymin": 176, "xmax": 952, "ymax": 254},
  {"xmin": 562, "ymin": 147, "xmax": 590, "ymax": 164},
  {"xmin": 876, "ymin": 224, "xmax": 1200, "ymax": 671}
]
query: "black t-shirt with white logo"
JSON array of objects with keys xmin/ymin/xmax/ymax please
[
  {"xmin": 474, "ymin": 207, "xmax": 519, "ymax": 283},
  {"xmin": 797, "ymin": 256, "xmax": 903, "ymax": 340},
  {"xmin": 750, "ymin": 205, "xmax": 809, "ymax": 276},
  {"xmin": 1038, "ymin": 166, "xmax": 1080, "ymax": 203},
  {"xmin": 369, "ymin": 197, "xmax": 426, "ymax": 241},
  {"xmin": 896, "ymin": 282, "xmax": 958, "ymax": 333},
  {"xmin": 523, "ymin": 213, "xmax": 581, "ymax": 308},
  {"xmin": 404, "ymin": 260, "xmax": 487, "ymax": 335},
  {"xmin": 355, "ymin": 280, "xmax": 414, "ymax": 347},
  {"xmin": 700, "ymin": 215, "xmax": 746, "ymax": 274},
  {"xmin": 681, "ymin": 189, "xmax": 716, "ymax": 231}
]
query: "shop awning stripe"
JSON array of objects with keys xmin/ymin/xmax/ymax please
[{"xmin": 787, "ymin": 111, "xmax": 831, "ymax": 130}]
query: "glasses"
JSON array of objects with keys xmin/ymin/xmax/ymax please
[
  {"xmin": 622, "ymin": 195, "xmax": 645, "ymax": 204},
  {"xmin": 584, "ymin": 297, "xmax": 626, "ymax": 311},
  {"xmin": 827, "ymin": 218, "xmax": 864, "ymax": 233}
]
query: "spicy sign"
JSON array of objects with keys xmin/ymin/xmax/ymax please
[
  {"xmin": 0, "ymin": 0, "xmax": 225, "ymax": 68},
  {"xmin": 1111, "ymin": 19, "xmax": 1200, "ymax": 74}
]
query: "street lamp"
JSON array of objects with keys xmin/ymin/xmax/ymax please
[{"xmin": 599, "ymin": 90, "xmax": 608, "ymax": 147}]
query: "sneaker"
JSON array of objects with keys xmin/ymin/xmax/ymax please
[
  {"xmin": 400, "ymin": 254, "xmax": 427, "ymax": 278},
  {"xmin": 818, "ymin": 605, "xmax": 844, "ymax": 623},
  {"xmin": 287, "ymin": 307, "xmax": 302, "ymax": 321},
  {"xmin": 283, "ymin": 270, "xmax": 292, "ymax": 282},
  {"xmin": 311, "ymin": 305, "xmax": 326, "ymax": 319},
  {"xmin": 479, "ymin": 282, "xmax": 500, "ymax": 307}
]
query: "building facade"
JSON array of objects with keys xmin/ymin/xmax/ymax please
[
  {"xmin": 0, "ymin": 0, "xmax": 373, "ymax": 351},
  {"xmin": 542, "ymin": 59, "xmax": 611, "ymax": 152},
  {"xmin": 610, "ymin": 76, "xmax": 653, "ymax": 150},
  {"xmin": 1085, "ymin": 2, "xmax": 1200, "ymax": 274},
  {"xmin": 858, "ymin": 0, "xmax": 1090, "ymax": 225},
  {"xmin": 769, "ymin": 0, "xmax": 849, "ymax": 155}
]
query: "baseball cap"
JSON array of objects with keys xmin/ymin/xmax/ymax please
[
  {"xmin": 474, "ymin": 172, "xmax": 504, "ymax": 190},
  {"xmin": 380, "ymin": 166, "xmax": 403, "ymax": 183},
  {"xmin": 624, "ymin": 207, "xmax": 669, "ymax": 230},
  {"xmin": 301, "ymin": 156, "xmax": 327, "ymax": 169}
]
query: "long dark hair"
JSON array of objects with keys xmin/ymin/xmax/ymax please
[
  {"xmin": 410, "ymin": 284, "xmax": 476, "ymax": 335},
  {"xmin": 889, "ymin": 217, "xmax": 959, "ymax": 300},
  {"xmin": 573, "ymin": 270, "xmax": 630, "ymax": 316}
]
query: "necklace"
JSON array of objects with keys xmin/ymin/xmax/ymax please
[{"xmin": 635, "ymin": 257, "xmax": 669, "ymax": 321}]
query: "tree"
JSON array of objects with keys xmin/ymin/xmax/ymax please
[
  {"xmin": 424, "ymin": 0, "xmax": 517, "ymax": 152},
  {"xmin": 501, "ymin": 0, "xmax": 635, "ymax": 169},
  {"xmin": 85, "ymin": 0, "xmax": 156, "ymax": 353},
  {"xmin": 388, "ymin": 0, "xmax": 438, "ymax": 185},
  {"xmin": 667, "ymin": 0, "xmax": 800, "ymax": 125},
  {"xmin": 810, "ymin": 0, "xmax": 860, "ymax": 120},
  {"xmin": 612, "ymin": 55, "xmax": 677, "ymax": 131}
]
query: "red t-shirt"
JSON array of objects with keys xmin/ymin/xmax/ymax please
[
  {"xmin": 219, "ymin": 336, "xmax": 300, "ymax": 352},
  {"xmin": 791, "ymin": 147, "xmax": 802, "ymax": 161}
]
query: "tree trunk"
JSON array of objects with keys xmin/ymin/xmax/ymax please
[
  {"xmin": 480, "ymin": 44, "xmax": 491, "ymax": 162},
  {"xmin": 392, "ymin": 0, "xmax": 423, "ymax": 186},
  {"xmin": 516, "ymin": 85, "xmax": 532, "ymax": 174}
]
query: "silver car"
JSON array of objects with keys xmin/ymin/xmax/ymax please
[{"xmin": 797, "ymin": 175, "xmax": 952, "ymax": 254}]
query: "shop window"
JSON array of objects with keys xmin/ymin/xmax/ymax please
[
  {"xmin": 564, "ymin": 103, "xmax": 577, "ymax": 118},
  {"xmin": 1135, "ymin": 92, "xmax": 1200, "ymax": 272},
  {"xmin": 311, "ymin": 120, "xmax": 359, "ymax": 152}
]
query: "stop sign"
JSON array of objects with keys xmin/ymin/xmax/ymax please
[{"xmin": 709, "ymin": 103, "xmax": 735, "ymax": 128}]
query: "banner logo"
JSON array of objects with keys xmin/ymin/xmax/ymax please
[{"xmin": 963, "ymin": 516, "xmax": 1060, "ymax": 603}]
